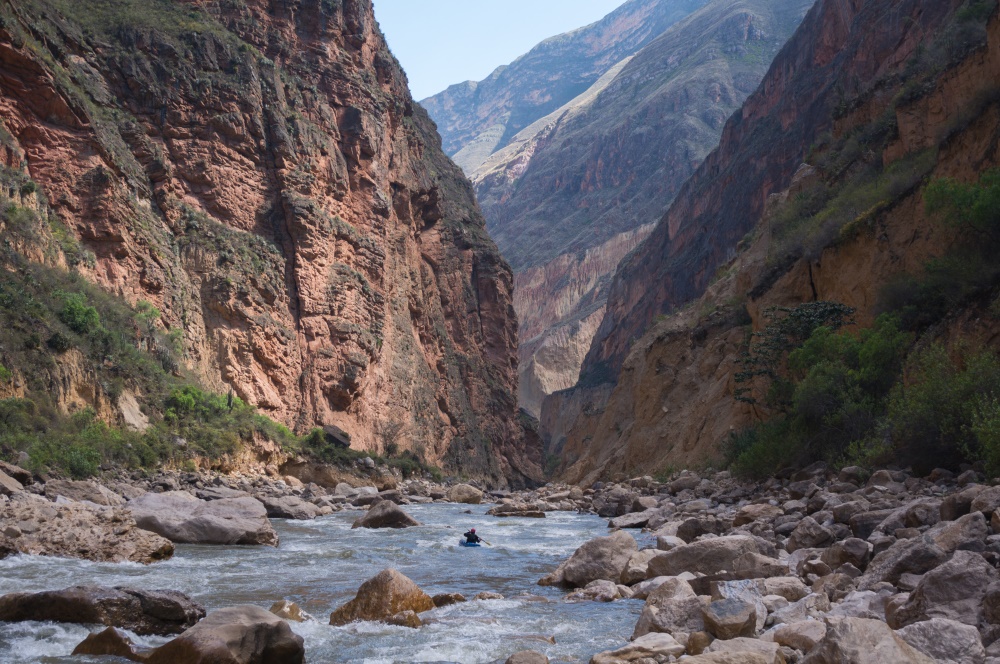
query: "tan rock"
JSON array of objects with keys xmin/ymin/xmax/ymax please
[
  {"xmin": 330, "ymin": 569, "xmax": 434, "ymax": 625},
  {"xmin": 129, "ymin": 491, "xmax": 278, "ymax": 546},
  {"xmin": 896, "ymin": 617, "xmax": 985, "ymax": 664},
  {"xmin": 702, "ymin": 598, "xmax": 758, "ymax": 640},
  {"xmin": 387, "ymin": 610, "xmax": 422, "ymax": 628},
  {"xmin": 506, "ymin": 651, "xmax": 549, "ymax": 664},
  {"xmin": 773, "ymin": 621, "xmax": 826, "ymax": 651},
  {"xmin": 270, "ymin": 600, "xmax": 310, "ymax": 622},
  {"xmin": 545, "ymin": 530, "xmax": 637, "ymax": 588},
  {"xmin": 621, "ymin": 549, "xmax": 659, "ymax": 585},
  {"xmin": 447, "ymin": 484, "xmax": 483, "ymax": 504},
  {"xmin": 734, "ymin": 504, "xmax": 783, "ymax": 527},
  {"xmin": 589, "ymin": 632, "xmax": 686, "ymax": 663},
  {"xmin": 706, "ymin": 637, "xmax": 785, "ymax": 664},
  {"xmin": 632, "ymin": 577, "xmax": 706, "ymax": 639},
  {"xmin": 44, "ymin": 480, "xmax": 124, "ymax": 506},
  {"xmin": 801, "ymin": 617, "xmax": 934, "ymax": 663},
  {"xmin": 647, "ymin": 536, "xmax": 760, "ymax": 577},
  {"xmin": 351, "ymin": 500, "xmax": 421, "ymax": 529},
  {"xmin": 0, "ymin": 471, "xmax": 22, "ymax": 497}
]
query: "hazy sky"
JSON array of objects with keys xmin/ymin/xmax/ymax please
[{"xmin": 373, "ymin": 0, "xmax": 627, "ymax": 100}]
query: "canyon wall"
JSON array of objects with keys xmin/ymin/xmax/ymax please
[
  {"xmin": 0, "ymin": 0, "xmax": 540, "ymax": 485},
  {"xmin": 545, "ymin": 0, "xmax": 1000, "ymax": 483}
]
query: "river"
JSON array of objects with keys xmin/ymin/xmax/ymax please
[{"xmin": 0, "ymin": 503, "xmax": 646, "ymax": 663}]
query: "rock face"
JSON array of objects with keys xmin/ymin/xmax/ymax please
[
  {"xmin": 74, "ymin": 605, "xmax": 305, "ymax": 664},
  {"xmin": 0, "ymin": 586, "xmax": 204, "ymax": 636},
  {"xmin": 129, "ymin": 492, "xmax": 278, "ymax": 546},
  {"xmin": 422, "ymin": 0, "xmax": 709, "ymax": 167},
  {"xmin": 542, "ymin": 0, "xmax": 1000, "ymax": 482},
  {"xmin": 0, "ymin": 493, "xmax": 173, "ymax": 564},
  {"xmin": 0, "ymin": 0, "xmax": 539, "ymax": 486},
  {"xmin": 469, "ymin": 0, "xmax": 812, "ymax": 416},
  {"xmin": 351, "ymin": 499, "xmax": 421, "ymax": 529},
  {"xmin": 329, "ymin": 569, "xmax": 435, "ymax": 625}
]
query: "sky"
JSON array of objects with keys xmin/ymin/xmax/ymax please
[{"xmin": 373, "ymin": 0, "xmax": 627, "ymax": 101}]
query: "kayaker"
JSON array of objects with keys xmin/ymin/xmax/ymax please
[{"xmin": 463, "ymin": 528, "xmax": 481, "ymax": 545}]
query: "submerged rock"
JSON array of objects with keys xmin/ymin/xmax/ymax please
[
  {"xmin": 0, "ymin": 585, "xmax": 204, "ymax": 636},
  {"xmin": 329, "ymin": 569, "xmax": 435, "ymax": 625},
  {"xmin": 129, "ymin": 491, "xmax": 278, "ymax": 546},
  {"xmin": 351, "ymin": 499, "xmax": 421, "ymax": 529}
]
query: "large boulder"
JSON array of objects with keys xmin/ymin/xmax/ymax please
[
  {"xmin": 801, "ymin": 617, "xmax": 934, "ymax": 663},
  {"xmin": 129, "ymin": 492, "xmax": 278, "ymax": 546},
  {"xmin": 351, "ymin": 500, "xmax": 420, "ymax": 529},
  {"xmin": 890, "ymin": 550, "xmax": 997, "ymax": 628},
  {"xmin": 545, "ymin": 531, "xmax": 637, "ymax": 588},
  {"xmin": 506, "ymin": 651, "xmax": 549, "ymax": 664},
  {"xmin": 702, "ymin": 598, "xmax": 757, "ymax": 640},
  {"xmin": 447, "ymin": 484, "xmax": 483, "ymax": 504},
  {"xmin": 786, "ymin": 517, "xmax": 835, "ymax": 552},
  {"xmin": 44, "ymin": 480, "xmax": 125, "ymax": 506},
  {"xmin": 621, "ymin": 549, "xmax": 660, "ymax": 585},
  {"xmin": 0, "ymin": 585, "xmax": 204, "ymax": 635},
  {"xmin": 705, "ymin": 637, "xmax": 784, "ymax": 664},
  {"xmin": 74, "ymin": 605, "xmax": 305, "ymax": 663},
  {"xmin": 0, "ymin": 492, "xmax": 173, "ymax": 563},
  {"xmin": 856, "ymin": 537, "xmax": 948, "ymax": 590},
  {"xmin": 260, "ymin": 496, "xmax": 320, "ymax": 521},
  {"xmin": 733, "ymin": 503, "xmax": 783, "ymax": 527},
  {"xmin": 896, "ymin": 617, "xmax": 985, "ymax": 664},
  {"xmin": 329, "ymin": 569, "xmax": 435, "ymax": 625},
  {"xmin": 0, "ymin": 470, "xmax": 23, "ymax": 496},
  {"xmin": 646, "ymin": 536, "xmax": 761, "ymax": 577},
  {"xmin": 632, "ymin": 577, "xmax": 706, "ymax": 639}
]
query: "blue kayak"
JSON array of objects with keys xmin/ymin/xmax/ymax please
[{"xmin": 459, "ymin": 539, "xmax": 481, "ymax": 547}]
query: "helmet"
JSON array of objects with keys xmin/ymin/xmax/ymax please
[{"xmin": 470, "ymin": 528, "xmax": 476, "ymax": 532}]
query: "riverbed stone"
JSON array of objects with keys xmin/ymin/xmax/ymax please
[
  {"xmin": 702, "ymin": 598, "xmax": 758, "ymax": 640},
  {"xmin": 544, "ymin": 530, "xmax": 637, "ymax": 588},
  {"xmin": 772, "ymin": 620, "xmax": 826, "ymax": 651},
  {"xmin": 0, "ymin": 492, "xmax": 173, "ymax": 563},
  {"xmin": 351, "ymin": 499, "xmax": 420, "ymax": 529},
  {"xmin": 129, "ymin": 491, "xmax": 278, "ymax": 546},
  {"xmin": 621, "ymin": 549, "xmax": 659, "ymax": 585},
  {"xmin": 896, "ymin": 617, "xmax": 985, "ymax": 664},
  {"xmin": 329, "ymin": 569, "xmax": 434, "ymax": 625},
  {"xmin": 0, "ymin": 470, "xmax": 22, "ymax": 497},
  {"xmin": 856, "ymin": 537, "xmax": 948, "ymax": 590},
  {"xmin": 890, "ymin": 549, "xmax": 997, "ymax": 627},
  {"xmin": 734, "ymin": 504, "xmax": 783, "ymax": 527},
  {"xmin": 260, "ymin": 495, "xmax": 321, "ymax": 520},
  {"xmin": 801, "ymin": 617, "xmax": 934, "ymax": 663},
  {"xmin": 447, "ymin": 484, "xmax": 483, "ymax": 504},
  {"xmin": 705, "ymin": 637, "xmax": 784, "ymax": 664},
  {"xmin": 646, "ymin": 536, "xmax": 761, "ymax": 577},
  {"xmin": 0, "ymin": 585, "xmax": 204, "ymax": 635},
  {"xmin": 632, "ymin": 577, "xmax": 705, "ymax": 639},
  {"xmin": 506, "ymin": 651, "xmax": 549, "ymax": 664},
  {"xmin": 590, "ymin": 632, "xmax": 685, "ymax": 663},
  {"xmin": 44, "ymin": 480, "xmax": 124, "ymax": 506},
  {"xmin": 270, "ymin": 600, "xmax": 310, "ymax": 622}
]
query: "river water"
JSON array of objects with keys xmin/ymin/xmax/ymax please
[{"xmin": 0, "ymin": 503, "xmax": 646, "ymax": 663}]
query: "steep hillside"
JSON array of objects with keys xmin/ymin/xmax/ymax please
[
  {"xmin": 420, "ymin": 0, "xmax": 708, "ymax": 172},
  {"xmin": 544, "ymin": 0, "xmax": 1000, "ymax": 483},
  {"xmin": 476, "ymin": 0, "xmax": 813, "ymax": 415},
  {"xmin": 0, "ymin": 0, "xmax": 540, "ymax": 486}
]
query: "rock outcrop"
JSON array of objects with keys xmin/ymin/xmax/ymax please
[
  {"xmin": 0, "ymin": 585, "xmax": 204, "ymax": 636},
  {"xmin": 543, "ymin": 0, "xmax": 1000, "ymax": 482},
  {"xmin": 0, "ymin": 0, "xmax": 539, "ymax": 486},
  {"xmin": 129, "ymin": 492, "xmax": 278, "ymax": 546}
]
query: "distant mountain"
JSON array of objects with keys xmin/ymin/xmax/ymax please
[
  {"xmin": 431, "ymin": 0, "xmax": 814, "ymax": 416},
  {"xmin": 421, "ymin": 0, "xmax": 709, "ymax": 173}
]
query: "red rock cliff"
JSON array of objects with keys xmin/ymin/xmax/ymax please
[{"xmin": 0, "ymin": 0, "xmax": 540, "ymax": 485}]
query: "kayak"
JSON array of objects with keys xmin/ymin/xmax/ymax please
[{"xmin": 459, "ymin": 539, "xmax": 481, "ymax": 547}]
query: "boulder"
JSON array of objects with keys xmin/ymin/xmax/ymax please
[
  {"xmin": 733, "ymin": 552, "xmax": 789, "ymax": 579},
  {"xmin": 621, "ymin": 549, "xmax": 659, "ymax": 585},
  {"xmin": 329, "ymin": 569, "xmax": 434, "ymax": 625},
  {"xmin": 926, "ymin": 511, "xmax": 988, "ymax": 553},
  {"xmin": 682, "ymin": 654, "xmax": 770, "ymax": 664},
  {"xmin": 44, "ymin": 480, "xmax": 124, "ymax": 506},
  {"xmin": 260, "ymin": 496, "xmax": 321, "ymax": 521},
  {"xmin": 129, "ymin": 492, "xmax": 278, "ymax": 546},
  {"xmin": 702, "ymin": 598, "xmax": 758, "ymax": 640},
  {"xmin": 73, "ymin": 606, "xmax": 304, "ymax": 663},
  {"xmin": 432, "ymin": 593, "xmax": 466, "ymax": 607},
  {"xmin": 801, "ymin": 617, "xmax": 934, "ymax": 663},
  {"xmin": 646, "ymin": 536, "xmax": 760, "ymax": 577},
  {"xmin": 566, "ymin": 579, "xmax": 621, "ymax": 602},
  {"xmin": 549, "ymin": 531, "xmax": 637, "ymax": 588},
  {"xmin": 970, "ymin": 486, "xmax": 1000, "ymax": 514},
  {"xmin": 820, "ymin": 538, "xmax": 871, "ymax": 571},
  {"xmin": 734, "ymin": 504, "xmax": 783, "ymax": 527},
  {"xmin": 0, "ymin": 470, "xmax": 23, "ymax": 496},
  {"xmin": 488, "ymin": 503, "xmax": 546, "ymax": 518},
  {"xmin": 387, "ymin": 610, "xmax": 422, "ymax": 628},
  {"xmin": 786, "ymin": 517, "xmax": 834, "ymax": 552},
  {"xmin": 447, "ymin": 484, "xmax": 483, "ymax": 504},
  {"xmin": 0, "ymin": 585, "xmax": 204, "ymax": 635},
  {"xmin": 856, "ymin": 537, "xmax": 948, "ymax": 590},
  {"xmin": 506, "ymin": 651, "xmax": 549, "ymax": 664},
  {"xmin": 773, "ymin": 620, "xmax": 826, "ymax": 651},
  {"xmin": 632, "ymin": 577, "xmax": 706, "ymax": 639},
  {"xmin": 351, "ymin": 500, "xmax": 420, "ymax": 529},
  {"xmin": 474, "ymin": 591, "xmax": 505, "ymax": 600},
  {"xmin": 0, "ymin": 461, "xmax": 31, "ymax": 485},
  {"xmin": 1, "ymin": 493, "xmax": 173, "ymax": 563},
  {"xmin": 891, "ymin": 550, "xmax": 997, "ymax": 628},
  {"xmin": 609, "ymin": 510, "xmax": 658, "ymax": 529},
  {"xmin": 941, "ymin": 485, "xmax": 985, "ymax": 521},
  {"xmin": 705, "ymin": 637, "xmax": 784, "ymax": 664},
  {"xmin": 896, "ymin": 617, "xmax": 985, "ymax": 664},
  {"xmin": 589, "ymin": 632, "xmax": 686, "ymax": 663}
]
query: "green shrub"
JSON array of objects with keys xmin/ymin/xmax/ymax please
[{"xmin": 58, "ymin": 292, "xmax": 101, "ymax": 335}]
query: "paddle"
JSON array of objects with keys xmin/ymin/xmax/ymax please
[{"xmin": 480, "ymin": 539, "xmax": 493, "ymax": 547}]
